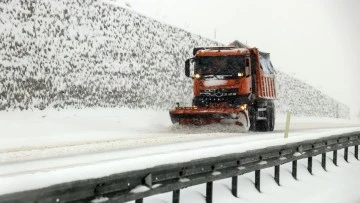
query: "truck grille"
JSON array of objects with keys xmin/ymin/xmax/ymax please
[{"xmin": 200, "ymin": 88, "xmax": 238, "ymax": 97}]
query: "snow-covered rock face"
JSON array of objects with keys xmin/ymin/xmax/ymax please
[
  {"xmin": 0, "ymin": 0, "xmax": 349, "ymax": 118},
  {"xmin": 275, "ymin": 72, "xmax": 349, "ymax": 119}
]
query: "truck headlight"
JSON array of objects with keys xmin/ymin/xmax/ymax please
[
  {"xmin": 238, "ymin": 72, "xmax": 244, "ymax": 77},
  {"xmin": 240, "ymin": 104, "xmax": 247, "ymax": 111},
  {"xmin": 194, "ymin": 74, "xmax": 201, "ymax": 79}
]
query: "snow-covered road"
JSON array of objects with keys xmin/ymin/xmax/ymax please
[
  {"xmin": 1, "ymin": 108, "xmax": 359, "ymax": 164},
  {"xmin": 0, "ymin": 108, "xmax": 359, "ymax": 196}
]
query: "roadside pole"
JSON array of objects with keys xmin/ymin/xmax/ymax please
[{"xmin": 284, "ymin": 112, "xmax": 291, "ymax": 138}]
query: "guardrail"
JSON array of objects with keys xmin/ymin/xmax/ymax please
[{"xmin": 1, "ymin": 131, "xmax": 359, "ymax": 203}]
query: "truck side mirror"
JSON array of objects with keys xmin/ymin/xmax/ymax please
[
  {"xmin": 245, "ymin": 58, "xmax": 251, "ymax": 77},
  {"xmin": 245, "ymin": 66, "xmax": 251, "ymax": 77},
  {"xmin": 185, "ymin": 59, "xmax": 190, "ymax": 77}
]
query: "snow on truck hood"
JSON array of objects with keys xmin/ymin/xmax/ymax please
[{"xmin": 203, "ymin": 79, "xmax": 227, "ymax": 87}]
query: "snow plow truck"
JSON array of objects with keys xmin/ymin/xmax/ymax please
[{"xmin": 169, "ymin": 41, "xmax": 276, "ymax": 131}]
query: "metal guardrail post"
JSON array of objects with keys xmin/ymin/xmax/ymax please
[
  {"xmin": 135, "ymin": 199, "xmax": 143, "ymax": 203},
  {"xmin": 355, "ymin": 145, "xmax": 359, "ymax": 160},
  {"xmin": 173, "ymin": 190, "xmax": 180, "ymax": 203},
  {"xmin": 333, "ymin": 150, "xmax": 337, "ymax": 166},
  {"xmin": 344, "ymin": 147, "xmax": 349, "ymax": 162},
  {"xmin": 206, "ymin": 182, "xmax": 213, "ymax": 203},
  {"xmin": 321, "ymin": 153, "xmax": 326, "ymax": 171},
  {"xmin": 231, "ymin": 176, "xmax": 238, "ymax": 197},
  {"xmin": 255, "ymin": 170, "xmax": 261, "ymax": 192},
  {"xmin": 274, "ymin": 165, "xmax": 280, "ymax": 186},
  {"xmin": 308, "ymin": 157, "xmax": 312, "ymax": 174},
  {"xmin": 292, "ymin": 160, "xmax": 297, "ymax": 180}
]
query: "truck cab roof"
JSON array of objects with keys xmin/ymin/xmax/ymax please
[{"xmin": 194, "ymin": 47, "xmax": 250, "ymax": 57}]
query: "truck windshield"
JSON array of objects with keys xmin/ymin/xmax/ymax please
[{"xmin": 194, "ymin": 56, "xmax": 246, "ymax": 76}]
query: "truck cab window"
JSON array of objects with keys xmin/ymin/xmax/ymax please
[{"xmin": 194, "ymin": 56, "xmax": 246, "ymax": 76}]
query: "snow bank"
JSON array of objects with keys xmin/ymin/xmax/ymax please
[{"xmin": 0, "ymin": 0, "xmax": 350, "ymax": 118}]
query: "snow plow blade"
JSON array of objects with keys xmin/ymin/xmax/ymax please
[{"xmin": 169, "ymin": 107, "xmax": 250, "ymax": 130}]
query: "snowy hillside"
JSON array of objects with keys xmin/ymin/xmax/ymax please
[
  {"xmin": 275, "ymin": 72, "xmax": 349, "ymax": 118},
  {"xmin": 0, "ymin": 0, "xmax": 350, "ymax": 118}
]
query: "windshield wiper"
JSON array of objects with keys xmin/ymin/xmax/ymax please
[
  {"xmin": 216, "ymin": 74, "xmax": 233, "ymax": 77},
  {"xmin": 203, "ymin": 75, "xmax": 215, "ymax": 78},
  {"xmin": 202, "ymin": 74, "xmax": 235, "ymax": 79}
]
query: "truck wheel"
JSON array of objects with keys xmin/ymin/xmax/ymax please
[
  {"xmin": 255, "ymin": 101, "xmax": 275, "ymax": 132},
  {"xmin": 256, "ymin": 119, "xmax": 269, "ymax": 132},
  {"xmin": 249, "ymin": 106, "xmax": 257, "ymax": 131},
  {"xmin": 268, "ymin": 101, "xmax": 275, "ymax": 131}
]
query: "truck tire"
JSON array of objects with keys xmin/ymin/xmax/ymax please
[
  {"xmin": 268, "ymin": 101, "xmax": 275, "ymax": 131},
  {"xmin": 249, "ymin": 106, "xmax": 257, "ymax": 131},
  {"xmin": 254, "ymin": 101, "xmax": 275, "ymax": 132},
  {"xmin": 256, "ymin": 118, "xmax": 269, "ymax": 132}
]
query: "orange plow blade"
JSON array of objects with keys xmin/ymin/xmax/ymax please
[{"xmin": 169, "ymin": 107, "xmax": 250, "ymax": 130}]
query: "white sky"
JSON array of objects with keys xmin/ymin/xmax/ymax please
[{"xmin": 128, "ymin": 0, "xmax": 360, "ymax": 117}]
